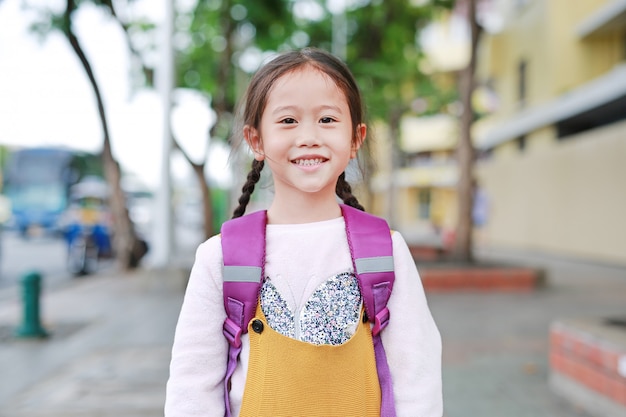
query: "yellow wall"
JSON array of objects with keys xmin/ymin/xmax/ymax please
[
  {"xmin": 389, "ymin": 185, "xmax": 457, "ymax": 243},
  {"xmin": 480, "ymin": 0, "xmax": 625, "ymax": 121},
  {"xmin": 477, "ymin": 119, "xmax": 626, "ymax": 264},
  {"xmin": 474, "ymin": 0, "xmax": 626, "ymax": 264},
  {"xmin": 547, "ymin": 0, "xmax": 624, "ymax": 91},
  {"xmin": 433, "ymin": 188, "xmax": 457, "ymax": 231},
  {"xmin": 371, "ymin": 0, "xmax": 626, "ymax": 264}
]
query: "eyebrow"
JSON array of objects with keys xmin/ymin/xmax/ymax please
[{"xmin": 271, "ymin": 105, "xmax": 344, "ymax": 116}]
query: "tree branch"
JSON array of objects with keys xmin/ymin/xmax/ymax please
[
  {"xmin": 64, "ymin": 0, "xmax": 110, "ymax": 146},
  {"xmin": 101, "ymin": 0, "xmax": 154, "ymax": 85}
]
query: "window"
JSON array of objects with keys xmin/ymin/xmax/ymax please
[
  {"xmin": 518, "ymin": 59, "xmax": 527, "ymax": 108},
  {"xmin": 418, "ymin": 189, "xmax": 431, "ymax": 219},
  {"xmin": 556, "ymin": 94, "xmax": 626, "ymax": 139}
]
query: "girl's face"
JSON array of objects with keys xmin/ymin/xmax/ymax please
[{"xmin": 245, "ymin": 66, "xmax": 365, "ymax": 205}]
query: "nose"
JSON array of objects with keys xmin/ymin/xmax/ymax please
[
  {"xmin": 294, "ymin": 120, "xmax": 321, "ymax": 147},
  {"xmin": 295, "ymin": 136, "xmax": 320, "ymax": 148}
]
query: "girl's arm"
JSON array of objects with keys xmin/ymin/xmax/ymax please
[
  {"xmin": 165, "ymin": 236, "xmax": 228, "ymax": 416},
  {"xmin": 383, "ymin": 232, "xmax": 443, "ymax": 417}
]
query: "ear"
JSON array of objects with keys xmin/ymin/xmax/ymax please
[
  {"xmin": 244, "ymin": 125, "xmax": 264, "ymax": 161},
  {"xmin": 351, "ymin": 123, "xmax": 367, "ymax": 159}
]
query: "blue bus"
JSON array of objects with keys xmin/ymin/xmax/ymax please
[{"xmin": 2, "ymin": 147, "xmax": 102, "ymax": 236}]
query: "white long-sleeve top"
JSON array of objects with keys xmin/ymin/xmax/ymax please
[{"xmin": 165, "ymin": 216, "xmax": 443, "ymax": 416}]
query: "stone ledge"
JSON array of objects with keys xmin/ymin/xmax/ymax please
[
  {"xmin": 549, "ymin": 318, "xmax": 626, "ymax": 416},
  {"xmin": 409, "ymin": 244, "xmax": 446, "ymax": 262},
  {"xmin": 418, "ymin": 264, "xmax": 544, "ymax": 292}
]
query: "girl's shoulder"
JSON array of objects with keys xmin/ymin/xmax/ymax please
[
  {"xmin": 389, "ymin": 230, "xmax": 414, "ymax": 263},
  {"xmin": 200, "ymin": 232, "xmax": 223, "ymax": 248},
  {"xmin": 193, "ymin": 233, "xmax": 224, "ymax": 268},
  {"xmin": 390, "ymin": 229, "xmax": 408, "ymax": 247}
]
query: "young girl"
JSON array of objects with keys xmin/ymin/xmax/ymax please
[{"xmin": 165, "ymin": 47, "xmax": 442, "ymax": 416}]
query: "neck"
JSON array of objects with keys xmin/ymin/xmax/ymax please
[{"xmin": 267, "ymin": 194, "xmax": 342, "ymax": 224}]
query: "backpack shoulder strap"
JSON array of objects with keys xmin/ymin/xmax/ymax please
[
  {"xmin": 220, "ymin": 209, "xmax": 267, "ymax": 347},
  {"xmin": 341, "ymin": 204, "xmax": 397, "ymax": 417},
  {"xmin": 220, "ymin": 210, "xmax": 267, "ymax": 417},
  {"xmin": 341, "ymin": 204, "xmax": 394, "ymax": 334}
]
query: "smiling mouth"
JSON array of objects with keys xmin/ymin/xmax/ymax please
[{"xmin": 292, "ymin": 158, "xmax": 327, "ymax": 166}]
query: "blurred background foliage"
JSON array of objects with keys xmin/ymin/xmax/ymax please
[{"xmin": 18, "ymin": 0, "xmax": 472, "ymax": 266}]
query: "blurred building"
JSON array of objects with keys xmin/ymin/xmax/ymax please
[
  {"xmin": 474, "ymin": 0, "xmax": 626, "ymax": 265},
  {"xmin": 369, "ymin": 114, "xmax": 460, "ymax": 245},
  {"xmin": 368, "ymin": 10, "xmax": 467, "ymax": 247},
  {"xmin": 370, "ymin": 0, "xmax": 626, "ymax": 266}
]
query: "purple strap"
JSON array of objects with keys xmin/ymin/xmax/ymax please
[
  {"xmin": 342, "ymin": 205, "xmax": 397, "ymax": 416},
  {"xmin": 221, "ymin": 211, "xmax": 266, "ymax": 417},
  {"xmin": 341, "ymin": 206, "xmax": 394, "ymax": 322},
  {"xmin": 223, "ymin": 300, "xmax": 243, "ymax": 417},
  {"xmin": 221, "ymin": 210, "xmax": 266, "ymax": 327},
  {"xmin": 373, "ymin": 282, "xmax": 396, "ymax": 417},
  {"xmin": 374, "ymin": 334, "xmax": 395, "ymax": 416}
]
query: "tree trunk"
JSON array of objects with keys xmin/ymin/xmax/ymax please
[
  {"xmin": 167, "ymin": 0, "xmax": 235, "ymax": 238},
  {"xmin": 453, "ymin": 63, "xmax": 475, "ymax": 262},
  {"xmin": 172, "ymin": 139, "xmax": 214, "ymax": 239},
  {"xmin": 64, "ymin": 0, "xmax": 147, "ymax": 270},
  {"xmin": 193, "ymin": 164, "xmax": 214, "ymax": 238},
  {"xmin": 386, "ymin": 106, "xmax": 404, "ymax": 228},
  {"xmin": 451, "ymin": 0, "xmax": 481, "ymax": 262}
]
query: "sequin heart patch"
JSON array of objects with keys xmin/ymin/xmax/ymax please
[{"xmin": 260, "ymin": 272, "xmax": 362, "ymax": 345}]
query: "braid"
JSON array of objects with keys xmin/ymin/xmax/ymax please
[
  {"xmin": 336, "ymin": 172, "xmax": 365, "ymax": 211},
  {"xmin": 232, "ymin": 159, "xmax": 264, "ymax": 218}
]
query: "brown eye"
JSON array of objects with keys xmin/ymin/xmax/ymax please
[
  {"xmin": 281, "ymin": 118, "xmax": 297, "ymax": 124},
  {"xmin": 320, "ymin": 117, "xmax": 335, "ymax": 124}
]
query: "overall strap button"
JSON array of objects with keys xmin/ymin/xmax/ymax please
[{"xmin": 251, "ymin": 319, "xmax": 264, "ymax": 334}]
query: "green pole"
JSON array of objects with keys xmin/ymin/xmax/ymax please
[{"xmin": 14, "ymin": 271, "xmax": 49, "ymax": 338}]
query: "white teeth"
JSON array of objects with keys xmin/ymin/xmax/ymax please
[{"xmin": 294, "ymin": 158, "xmax": 323, "ymax": 166}]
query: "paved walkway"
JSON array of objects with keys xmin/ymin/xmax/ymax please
[
  {"xmin": 430, "ymin": 248, "xmax": 626, "ymax": 417},
  {"xmin": 0, "ymin": 267, "xmax": 187, "ymax": 417},
  {"xmin": 0, "ymin": 248, "xmax": 624, "ymax": 416}
]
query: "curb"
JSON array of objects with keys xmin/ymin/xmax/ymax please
[{"xmin": 550, "ymin": 318, "xmax": 626, "ymax": 416}]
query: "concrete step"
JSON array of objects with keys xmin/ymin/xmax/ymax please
[{"xmin": 549, "ymin": 317, "xmax": 626, "ymax": 417}]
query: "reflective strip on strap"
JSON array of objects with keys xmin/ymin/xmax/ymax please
[
  {"xmin": 355, "ymin": 256, "xmax": 394, "ymax": 274},
  {"xmin": 223, "ymin": 265, "xmax": 263, "ymax": 283}
]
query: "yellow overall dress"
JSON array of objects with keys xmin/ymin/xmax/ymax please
[{"xmin": 238, "ymin": 301, "xmax": 382, "ymax": 416}]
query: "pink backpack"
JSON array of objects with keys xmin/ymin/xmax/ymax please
[{"xmin": 220, "ymin": 204, "xmax": 396, "ymax": 416}]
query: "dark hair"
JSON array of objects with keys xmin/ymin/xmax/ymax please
[{"xmin": 232, "ymin": 47, "xmax": 365, "ymax": 218}]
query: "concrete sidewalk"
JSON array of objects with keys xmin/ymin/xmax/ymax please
[
  {"xmin": 429, "ymin": 249, "xmax": 626, "ymax": 417},
  {"xmin": 0, "ymin": 267, "xmax": 188, "ymax": 417},
  {"xmin": 0, "ymin": 249, "xmax": 624, "ymax": 416}
]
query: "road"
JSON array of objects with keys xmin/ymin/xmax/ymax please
[
  {"xmin": 0, "ymin": 230, "xmax": 73, "ymax": 294},
  {"xmin": 0, "ymin": 221, "xmax": 204, "ymax": 300}
]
